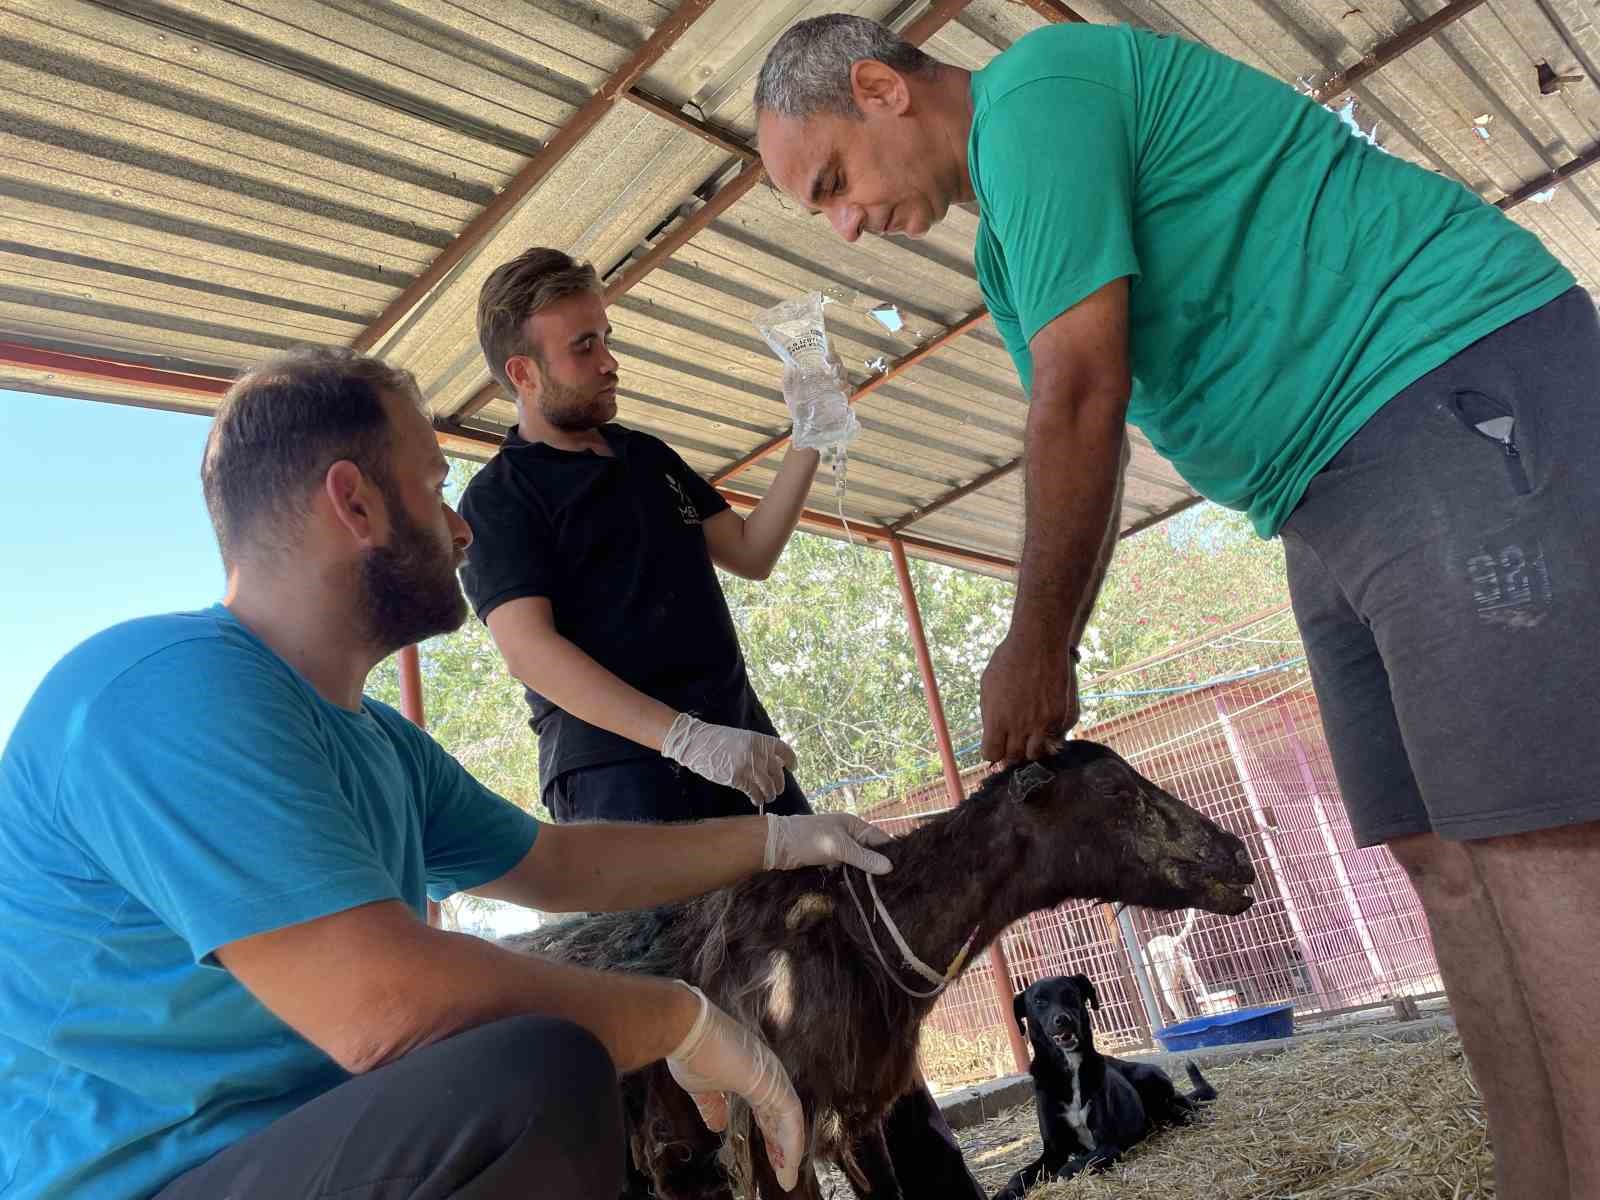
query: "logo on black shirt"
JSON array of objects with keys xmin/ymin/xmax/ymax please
[{"xmin": 665, "ymin": 473, "xmax": 700, "ymax": 525}]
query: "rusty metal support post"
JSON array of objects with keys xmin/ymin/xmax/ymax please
[
  {"xmin": 1214, "ymin": 695, "xmax": 1332, "ymax": 1008},
  {"xmin": 398, "ymin": 644, "xmax": 426, "ymax": 729},
  {"xmin": 1114, "ymin": 906, "xmax": 1167, "ymax": 1041},
  {"xmin": 888, "ymin": 538, "xmax": 1030, "ymax": 1074},
  {"xmin": 396, "ymin": 645, "xmax": 442, "ymax": 928}
]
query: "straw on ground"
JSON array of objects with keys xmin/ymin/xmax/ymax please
[{"xmin": 948, "ymin": 1031, "xmax": 1490, "ymax": 1200}]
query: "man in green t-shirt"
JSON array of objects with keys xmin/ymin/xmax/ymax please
[{"xmin": 757, "ymin": 15, "xmax": 1600, "ymax": 1200}]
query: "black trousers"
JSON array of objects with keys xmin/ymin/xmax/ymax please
[
  {"xmin": 545, "ymin": 754, "xmax": 812, "ymax": 822},
  {"xmin": 155, "ymin": 1017, "xmax": 623, "ymax": 1199},
  {"xmin": 550, "ymin": 754, "xmax": 985, "ymax": 1199}
]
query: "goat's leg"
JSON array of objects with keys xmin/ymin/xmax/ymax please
[
  {"xmin": 839, "ymin": 1123, "xmax": 903, "ymax": 1199},
  {"xmin": 881, "ymin": 1083, "xmax": 984, "ymax": 1198},
  {"xmin": 745, "ymin": 1134, "xmax": 824, "ymax": 1200},
  {"xmin": 638, "ymin": 1066, "xmax": 735, "ymax": 1200}
]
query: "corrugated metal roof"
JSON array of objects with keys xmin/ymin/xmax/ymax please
[{"xmin": 3, "ymin": 0, "xmax": 1596, "ymax": 573}]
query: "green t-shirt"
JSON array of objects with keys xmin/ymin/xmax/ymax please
[{"xmin": 970, "ymin": 23, "xmax": 1575, "ymax": 536}]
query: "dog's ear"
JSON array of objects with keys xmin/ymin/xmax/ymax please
[
  {"xmin": 1070, "ymin": 974, "xmax": 1100, "ymax": 1011},
  {"xmin": 1013, "ymin": 989, "xmax": 1029, "ymax": 1041}
]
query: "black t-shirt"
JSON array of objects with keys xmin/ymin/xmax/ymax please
[{"xmin": 458, "ymin": 424, "xmax": 779, "ymax": 786}]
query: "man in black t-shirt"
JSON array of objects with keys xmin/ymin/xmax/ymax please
[
  {"xmin": 459, "ymin": 247, "xmax": 820, "ymax": 820},
  {"xmin": 460, "ymin": 247, "xmax": 987, "ymax": 1199}
]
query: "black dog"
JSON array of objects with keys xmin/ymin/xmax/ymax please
[{"xmin": 993, "ymin": 974, "xmax": 1216, "ymax": 1198}]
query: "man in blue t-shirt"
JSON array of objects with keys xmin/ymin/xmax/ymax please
[
  {"xmin": 0, "ymin": 347, "xmax": 893, "ymax": 1200},
  {"xmin": 755, "ymin": 15, "xmax": 1600, "ymax": 1200}
]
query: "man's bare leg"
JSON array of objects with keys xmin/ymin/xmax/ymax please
[
  {"xmin": 1388, "ymin": 832, "xmax": 1567, "ymax": 1200},
  {"xmin": 1468, "ymin": 822, "xmax": 1600, "ymax": 1198}
]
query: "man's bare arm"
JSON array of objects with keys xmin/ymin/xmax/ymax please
[
  {"xmin": 485, "ymin": 596, "xmax": 676, "ymax": 750},
  {"xmin": 980, "ymin": 277, "xmax": 1132, "ymax": 763},
  {"xmin": 217, "ymin": 900, "xmax": 698, "ymax": 1076},
  {"xmin": 470, "ymin": 817, "xmax": 767, "ymax": 913},
  {"xmin": 703, "ymin": 446, "xmax": 821, "ymax": 581}
]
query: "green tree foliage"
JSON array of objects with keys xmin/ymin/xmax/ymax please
[
  {"xmin": 1077, "ymin": 502, "xmax": 1291, "ymax": 724},
  {"xmin": 370, "ymin": 460, "xmax": 1288, "ymax": 817}
]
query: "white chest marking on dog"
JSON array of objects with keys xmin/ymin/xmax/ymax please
[{"xmin": 1059, "ymin": 1051, "xmax": 1096, "ymax": 1150}]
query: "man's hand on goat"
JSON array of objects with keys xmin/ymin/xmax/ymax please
[
  {"xmin": 661, "ymin": 713, "xmax": 798, "ymax": 808},
  {"xmin": 981, "ymin": 631, "xmax": 1079, "ymax": 764},
  {"xmin": 764, "ymin": 813, "xmax": 893, "ymax": 875},
  {"xmin": 666, "ymin": 982, "xmax": 804, "ymax": 1193}
]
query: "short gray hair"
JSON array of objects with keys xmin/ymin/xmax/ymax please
[{"xmin": 754, "ymin": 14, "xmax": 935, "ymax": 120}]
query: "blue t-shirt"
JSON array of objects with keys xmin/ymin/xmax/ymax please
[{"xmin": 0, "ymin": 606, "xmax": 542, "ymax": 1199}]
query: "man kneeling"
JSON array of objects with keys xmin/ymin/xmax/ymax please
[{"xmin": 0, "ymin": 348, "xmax": 892, "ymax": 1199}]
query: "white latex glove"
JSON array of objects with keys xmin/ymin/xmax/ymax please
[
  {"xmin": 764, "ymin": 813, "xmax": 893, "ymax": 875},
  {"xmin": 662, "ymin": 713, "xmax": 797, "ymax": 809},
  {"xmin": 667, "ymin": 981, "xmax": 804, "ymax": 1193}
]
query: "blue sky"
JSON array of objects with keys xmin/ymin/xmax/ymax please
[{"xmin": 1, "ymin": 389, "xmax": 224, "ymax": 744}]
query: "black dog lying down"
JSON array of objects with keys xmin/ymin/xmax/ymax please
[{"xmin": 994, "ymin": 974, "xmax": 1217, "ymax": 1199}]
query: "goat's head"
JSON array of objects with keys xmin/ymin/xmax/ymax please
[{"xmin": 992, "ymin": 740, "xmax": 1255, "ymax": 916}]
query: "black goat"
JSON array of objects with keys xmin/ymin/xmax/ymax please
[{"xmin": 503, "ymin": 740, "xmax": 1255, "ymax": 1199}]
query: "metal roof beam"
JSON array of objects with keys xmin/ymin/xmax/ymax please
[
  {"xmin": 602, "ymin": 0, "xmax": 976, "ymax": 304},
  {"xmin": 1, "ymin": 339, "xmax": 1014, "ymax": 571},
  {"xmin": 888, "ymin": 454, "xmax": 1021, "ymax": 532},
  {"xmin": 0, "ymin": 341, "xmax": 232, "ymax": 399},
  {"xmin": 709, "ymin": 307, "xmax": 989, "ymax": 486},
  {"xmin": 603, "ymin": 160, "xmax": 768, "ymax": 303},
  {"xmin": 719, "ymin": 485, "xmax": 1016, "ymax": 573},
  {"xmin": 349, "ymin": 0, "xmax": 719, "ymax": 356},
  {"xmin": 1498, "ymin": 141, "xmax": 1600, "ymax": 210},
  {"xmin": 1310, "ymin": 0, "xmax": 1489, "ymax": 105},
  {"xmin": 433, "ymin": 417, "xmax": 1015, "ymax": 572},
  {"xmin": 1013, "ymin": 0, "xmax": 1089, "ymax": 23},
  {"xmin": 622, "ymin": 88, "xmax": 756, "ymax": 161},
  {"xmin": 890, "ymin": 458, "xmax": 1205, "ymax": 542},
  {"xmin": 0, "ymin": 341, "xmax": 505, "ymax": 460},
  {"xmin": 459, "ymin": 2, "xmax": 980, "ymax": 425}
]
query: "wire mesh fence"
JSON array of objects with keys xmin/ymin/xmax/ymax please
[{"xmin": 866, "ymin": 606, "xmax": 1444, "ymax": 1089}]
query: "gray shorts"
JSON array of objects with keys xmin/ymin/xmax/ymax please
[{"xmin": 1282, "ymin": 286, "xmax": 1600, "ymax": 847}]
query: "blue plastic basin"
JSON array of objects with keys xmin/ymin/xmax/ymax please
[{"xmin": 1154, "ymin": 1003, "xmax": 1294, "ymax": 1052}]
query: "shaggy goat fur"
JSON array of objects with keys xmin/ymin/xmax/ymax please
[{"xmin": 503, "ymin": 740, "xmax": 1255, "ymax": 1199}]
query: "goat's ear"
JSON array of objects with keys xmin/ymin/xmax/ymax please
[
  {"xmin": 1071, "ymin": 974, "xmax": 1100, "ymax": 1011},
  {"xmin": 1013, "ymin": 990, "xmax": 1029, "ymax": 1041}
]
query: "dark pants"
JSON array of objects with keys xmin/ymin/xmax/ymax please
[
  {"xmin": 156, "ymin": 1017, "xmax": 623, "ymax": 1199},
  {"xmin": 546, "ymin": 754, "xmax": 812, "ymax": 822},
  {"xmin": 548, "ymin": 754, "xmax": 985, "ymax": 1199}
]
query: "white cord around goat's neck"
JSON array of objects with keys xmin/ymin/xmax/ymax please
[{"xmin": 841, "ymin": 865, "xmax": 979, "ymax": 999}]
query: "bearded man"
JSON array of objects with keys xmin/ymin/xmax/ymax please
[{"xmin": 0, "ymin": 346, "xmax": 894, "ymax": 1199}]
